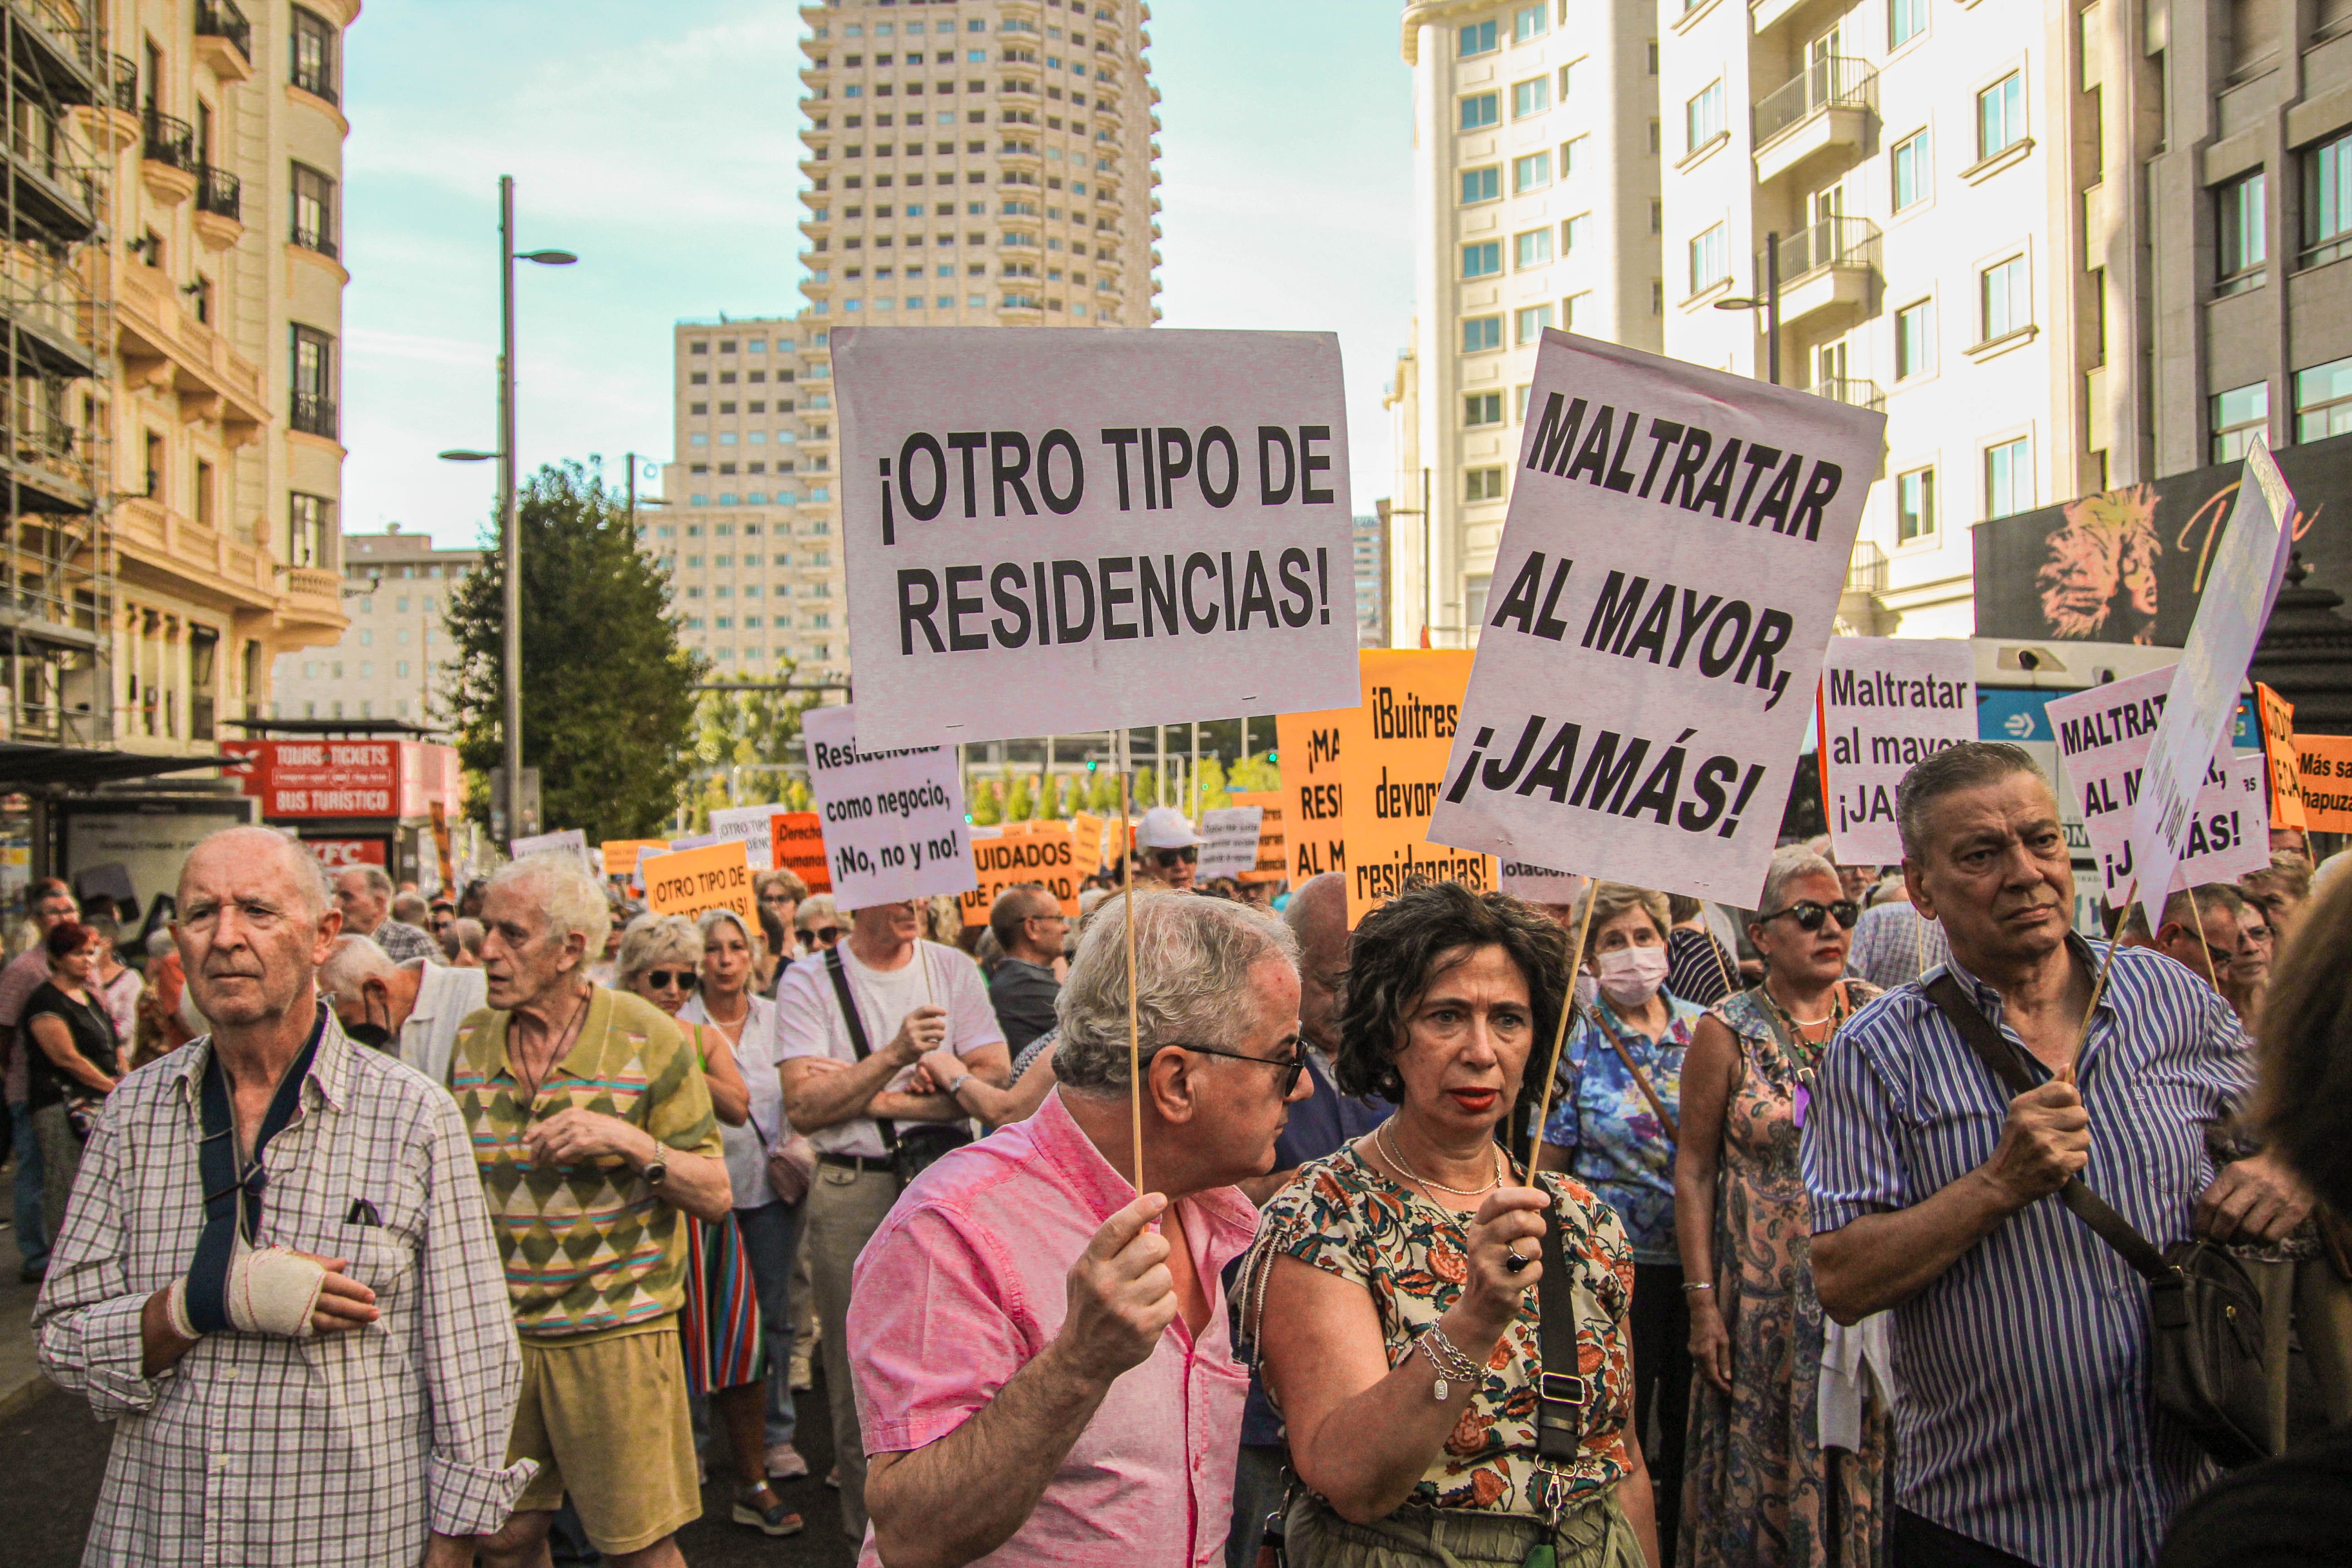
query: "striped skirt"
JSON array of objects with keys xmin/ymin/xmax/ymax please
[{"xmin": 681, "ymin": 1210, "xmax": 765, "ymax": 1396}]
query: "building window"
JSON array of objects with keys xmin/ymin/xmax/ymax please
[
  {"xmin": 1459, "ymin": 20, "xmax": 1498, "ymax": 55},
  {"xmin": 1513, "ymin": 78, "xmax": 1549, "ymax": 119},
  {"xmin": 291, "ymin": 5, "xmax": 338, "ymax": 103},
  {"xmin": 2210, "ymin": 381, "xmax": 2269, "ymax": 462},
  {"xmin": 1687, "ymin": 81, "xmax": 1726, "ymax": 152},
  {"xmin": 1460, "ymin": 93, "xmax": 1499, "ymax": 131},
  {"xmin": 1895, "ymin": 299, "xmax": 1934, "ymax": 379},
  {"xmin": 2294, "ymin": 355, "xmax": 2352, "ymax": 441},
  {"xmin": 2304, "ymin": 131, "xmax": 2352, "ymax": 268},
  {"xmin": 1897, "ymin": 466, "xmax": 1937, "ymax": 541},
  {"xmin": 289, "ymin": 491, "xmax": 330, "ymax": 567},
  {"xmin": 290, "ymin": 324, "xmax": 336, "ymax": 438},
  {"xmin": 290, "ymin": 162, "xmax": 337, "ymax": 256},
  {"xmin": 1463, "ymin": 315, "xmax": 1503, "ymax": 353},
  {"xmin": 1464, "ymin": 392, "xmax": 1504, "ymax": 426},
  {"xmin": 1562, "ymin": 134, "xmax": 1588, "ymax": 175},
  {"xmin": 1559, "ymin": 60, "xmax": 1578, "ymax": 99},
  {"xmin": 1890, "ymin": 0, "xmax": 1928, "ymax": 48},
  {"xmin": 1515, "ymin": 304, "xmax": 1553, "ymax": 344},
  {"xmin": 1461, "ymin": 166, "xmax": 1500, "ymax": 204},
  {"xmin": 1689, "ymin": 223, "xmax": 1728, "ymax": 295},
  {"xmin": 1514, "ymin": 151, "xmax": 1551, "ymax": 192},
  {"xmin": 1976, "ymin": 72, "xmax": 2024, "ymax": 162},
  {"xmin": 1891, "ymin": 130, "xmax": 1929, "ymax": 210},
  {"xmin": 1466, "ymin": 466, "xmax": 1506, "ymax": 501},
  {"xmin": 1562, "ymin": 213, "xmax": 1593, "ymax": 253},
  {"xmin": 1984, "ymin": 436, "xmax": 2030, "ymax": 519},
  {"xmin": 1462, "ymin": 241, "xmax": 1502, "ymax": 278},
  {"xmin": 1978, "ymin": 255, "xmax": 2029, "ymax": 343},
  {"xmin": 1515, "ymin": 227, "xmax": 1553, "ymax": 269},
  {"xmin": 2217, "ymin": 171, "xmax": 2266, "ymax": 293},
  {"xmin": 1514, "ymin": 3, "xmax": 1548, "ymax": 42},
  {"xmin": 1564, "ymin": 290, "xmax": 1592, "ymax": 330}
]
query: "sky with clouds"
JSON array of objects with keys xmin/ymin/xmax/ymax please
[{"xmin": 340, "ymin": 0, "xmax": 1416, "ymax": 549}]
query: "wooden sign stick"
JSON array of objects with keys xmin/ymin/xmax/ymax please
[
  {"xmin": 1120, "ymin": 734, "xmax": 1143, "ymax": 1196},
  {"xmin": 2065, "ymin": 877, "xmax": 2136, "ymax": 1083},
  {"xmin": 1529, "ymin": 887, "xmax": 1599, "ymax": 1169}
]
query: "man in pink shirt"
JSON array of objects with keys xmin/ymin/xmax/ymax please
[{"xmin": 853, "ymin": 890, "xmax": 1314, "ymax": 1568}]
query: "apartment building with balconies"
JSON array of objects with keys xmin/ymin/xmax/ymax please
[
  {"xmin": 651, "ymin": 0, "xmax": 1166, "ymax": 684},
  {"xmin": 270, "ymin": 524, "xmax": 475, "ymax": 724},
  {"xmin": 1388, "ymin": 0, "xmax": 1664, "ymax": 648},
  {"xmin": 98, "ymin": 0, "xmax": 353, "ymax": 753}
]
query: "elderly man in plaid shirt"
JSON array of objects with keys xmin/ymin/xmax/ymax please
[{"xmin": 34, "ymin": 827, "xmax": 531, "ymax": 1568}]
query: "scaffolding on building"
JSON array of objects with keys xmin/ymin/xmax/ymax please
[{"xmin": 0, "ymin": 0, "xmax": 113, "ymax": 750}]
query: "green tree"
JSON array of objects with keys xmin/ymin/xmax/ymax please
[
  {"xmin": 686, "ymin": 659, "xmax": 822, "ymax": 828},
  {"xmin": 442, "ymin": 461, "xmax": 701, "ymax": 841}
]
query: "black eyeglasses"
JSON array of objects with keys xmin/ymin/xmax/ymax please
[
  {"xmin": 1761, "ymin": 899, "xmax": 1860, "ymax": 932},
  {"xmin": 798, "ymin": 926, "xmax": 841, "ymax": 949},
  {"xmin": 643, "ymin": 968, "xmax": 699, "ymax": 991},
  {"xmin": 1152, "ymin": 847, "xmax": 1199, "ymax": 867},
  {"xmin": 1172, "ymin": 1043, "xmax": 1305, "ymax": 1095}
]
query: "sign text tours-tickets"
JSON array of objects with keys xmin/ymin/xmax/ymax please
[
  {"xmin": 833, "ymin": 327, "xmax": 1363, "ymax": 750},
  {"xmin": 1426, "ymin": 334, "xmax": 1884, "ymax": 906},
  {"xmin": 801, "ymin": 703, "xmax": 977, "ymax": 909}
]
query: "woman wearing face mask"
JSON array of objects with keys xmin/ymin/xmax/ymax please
[
  {"xmin": 1674, "ymin": 846, "xmax": 1885, "ymax": 1568},
  {"xmin": 1538, "ymin": 882, "xmax": 1700, "ymax": 1568}
]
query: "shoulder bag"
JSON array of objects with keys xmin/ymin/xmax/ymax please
[
  {"xmin": 1923, "ymin": 970, "xmax": 2270, "ymax": 1467},
  {"xmin": 1533, "ymin": 1181, "xmax": 1592, "ymax": 1470},
  {"xmin": 824, "ymin": 945, "xmax": 970, "ymax": 1187}
]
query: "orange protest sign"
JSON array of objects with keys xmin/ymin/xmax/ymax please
[
  {"xmin": 959, "ymin": 819, "xmax": 1086, "ymax": 925},
  {"xmin": 768, "ymin": 812, "xmax": 831, "ymax": 893},
  {"xmin": 1229, "ymin": 790, "xmax": 1287, "ymax": 883},
  {"xmin": 2295, "ymin": 733, "xmax": 2352, "ymax": 833},
  {"xmin": 2254, "ymin": 684, "xmax": 2306, "ymax": 832},
  {"xmin": 641, "ymin": 840, "xmax": 758, "ymax": 922},
  {"xmin": 600, "ymin": 839, "xmax": 671, "ymax": 880}
]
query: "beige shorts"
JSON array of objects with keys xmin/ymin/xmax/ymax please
[{"xmin": 507, "ymin": 1324, "xmax": 700, "ymax": 1555}]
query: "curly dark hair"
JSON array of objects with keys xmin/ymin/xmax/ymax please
[{"xmin": 1332, "ymin": 881, "xmax": 1573, "ymax": 1161}]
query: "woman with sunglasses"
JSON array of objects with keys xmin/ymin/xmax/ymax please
[
  {"xmin": 794, "ymin": 894, "xmax": 842, "ymax": 955},
  {"xmin": 617, "ymin": 914, "xmax": 805, "ymax": 1539},
  {"xmin": 1245, "ymin": 881, "xmax": 1657, "ymax": 1568},
  {"xmin": 1675, "ymin": 847, "xmax": 1887, "ymax": 1568},
  {"xmin": 1536, "ymin": 882, "xmax": 1705, "ymax": 1566}
]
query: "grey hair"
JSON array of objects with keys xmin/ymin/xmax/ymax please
[
  {"xmin": 487, "ymin": 853, "xmax": 613, "ymax": 956},
  {"xmin": 318, "ymin": 933, "xmax": 399, "ymax": 1004},
  {"xmin": 181, "ymin": 826, "xmax": 334, "ymax": 923},
  {"xmin": 1759, "ymin": 846, "xmax": 1839, "ymax": 916},
  {"xmin": 1895, "ymin": 740, "xmax": 2048, "ymax": 860},
  {"xmin": 614, "ymin": 913, "xmax": 702, "ymax": 991},
  {"xmin": 445, "ymin": 918, "xmax": 485, "ymax": 960},
  {"xmin": 696, "ymin": 905, "xmax": 762, "ymax": 962},
  {"xmin": 392, "ymin": 891, "xmax": 429, "ymax": 925},
  {"xmin": 348, "ymin": 864, "xmax": 394, "ymax": 900},
  {"xmin": 1052, "ymin": 890, "xmax": 1298, "ymax": 1093}
]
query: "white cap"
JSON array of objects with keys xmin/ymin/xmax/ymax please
[{"xmin": 1135, "ymin": 806, "xmax": 1203, "ymax": 849}]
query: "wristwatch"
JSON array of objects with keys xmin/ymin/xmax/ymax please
[
  {"xmin": 944, "ymin": 1072, "xmax": 973, "ymax": 1099},
  {"xmin": 644, "ymin": 1156, "xmax": 669, "ymax": 1189}
]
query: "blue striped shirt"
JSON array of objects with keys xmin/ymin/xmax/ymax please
[{"xmin": 1803, "ymin": 938, "xmax": 2248, "ymax": 1568}]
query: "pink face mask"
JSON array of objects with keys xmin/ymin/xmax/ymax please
[{"xmin": 1594, "ymin": 945, "xmax": 1671, "ymax": 1008}]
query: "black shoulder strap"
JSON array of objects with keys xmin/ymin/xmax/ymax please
[
  {"xmin": 1534, "ymin": 1182, "xmax": 1586, "ymax": 1462},
  {"xmin": 824, "ymin": 946, "xmax": 896, "ymax": 1152},
  {"xmin": 186, "ymin": 1007, "xmax": 326, "ymax": 1332},
  {"xmin": 1921, "ymin": 970, "xmax": 2171, "ymax": 1283}
]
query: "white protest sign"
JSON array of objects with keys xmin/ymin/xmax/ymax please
[
  {"xmin": 1426, "ymin": 333, "xmax": 1883, "ymax": 906},
  {"xmin": 833, "ymin": 327, "xmax": 1362, "ymax": 749},
  {"xmin": 708, "ymin": 803, "xmax": 790, "ymax": 872},
  {"xmin": 2047, "ymin": 667, "xmax": 2269, "ymax": 905},
  {"xmin": 509, "ymin": 828, "xmax": 590, "ymax": 875},
  {"xmin": 1196, "ymin": 806, "xmax": 1264, "ymax": 882},
  {"xmin": 801, "ymin": 703, "xmax": 977, "ymax": 910},
  {"xmin": 1499, "ymin": 863, "xmax": 1588, "ymax": 906},
  {"xmin": 2126, "ymin": 441, "xmax": 2297, "ymax": 930},
  {"xmin": 1819, "ymin": 638, "xmax": 1976, "ymax": 865}
]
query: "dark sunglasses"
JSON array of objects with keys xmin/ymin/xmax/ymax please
[
  {"xmin": 798, "ymin": 926, "xmax": 841, "ymax": 948},
  {"xmin": 643, "ymin": 968, "xmax": 699, "ymax": 991},
  {"xmin": 1174, "ymin": 1043, "xmax": 1305, "ymax": 1095},
  {"xmin": 1762, "ymin": 899, "xmax": 1860, "ymax": 932},
  {"xmin": 1152, "ymin": 847, "xmax": 1199, "ymax": 867}
]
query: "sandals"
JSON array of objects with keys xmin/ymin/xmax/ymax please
[{"xmin": 731, "ymin": 1484, "xmax": 805, "ymax": 1537}]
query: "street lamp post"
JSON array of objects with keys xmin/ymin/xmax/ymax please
[
  {"xmin": 1711, "ymin": 229, "xmax": 1782, "ymax": 386},
  {"xmin": 438, "ymin": 175, "xmax": 574, "ymax": 840}
]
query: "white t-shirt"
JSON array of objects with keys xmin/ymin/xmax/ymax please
[
  {"xmin": 772, "ymin": 940, "xmax": 1004, "ymax": 1159},
  {"xmin": 397, "ymin": 959, "xmax": 488, "ymax": 1089},
  {"xmin": 681, "ymin": 990, "xmax": 784, "ymax": 1210}
]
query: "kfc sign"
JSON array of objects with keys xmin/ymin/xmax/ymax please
[{"xmin": 304, "ymin": 838, "xmax": 387, "ymax": 870}]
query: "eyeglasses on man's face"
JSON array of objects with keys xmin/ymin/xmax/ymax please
[{"xmin": 1171, "ymin": 1043, "xmax": 1305, "ymax": 1096}]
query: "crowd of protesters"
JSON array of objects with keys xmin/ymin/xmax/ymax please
[{"xmin": 9, "ymin": 740, "xmax": 2352, "ymax": 1567}]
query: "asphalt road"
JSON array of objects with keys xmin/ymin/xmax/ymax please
[{"xmin": 1, "ymin": 1375, "xmax": 863, "ymax": 1567}]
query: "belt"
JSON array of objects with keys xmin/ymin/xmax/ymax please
[{"xmin": 817, "ymin": 1152, "xmax": 894, "ymax": 1173}]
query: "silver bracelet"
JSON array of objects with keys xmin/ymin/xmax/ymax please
[
  {"xmin": 1680, "ymin": 1281, "xmax": 1715, "ymax": 1293},
  {"xmin": 1416, "ymin": 1323, "xmax": 1482, "ymax": 1402}
]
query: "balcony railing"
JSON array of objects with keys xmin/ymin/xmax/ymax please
[
  {"xmin": 1847, "ymin": 539, "xmax": 1889, "ymax": 596},
  {"xmin": 195, "ymin": 0, "xmax": 252, "ymax": 62},
  {"xmin": 291, "ymin": 220, "xmax": 338, "ymax": 259},
  {"xmin": 142, "ymin": 107, "xmax": 196, "ymax": 171},
  {"xmin": 1753, "ymin": 55, "xmax": 1876, "ymax": 145},
  {"xmin": 107, "ymin": 53, "xmax": 135, "ymax": 112},
  {"xmin": 1764, "ymin": 216, "xmax": 1882, "ymax": 283},
  {"xmin": 196, "ymin": 164, "xmax": 241, "ymax": 221},
  {"xmin": 1812, "ymin": 375, "xmax": 1886, "ymax": 413},
  {"xmin": 292, "ymin": 58, "xmax": 337, "ymax": 105},
  {"xmin": 290, "ymin": 392, "xmax": 337, "ymax": 439}
]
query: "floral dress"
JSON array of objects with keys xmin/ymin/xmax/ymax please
[
  {"xmin": 1681, "ymin": 984, "xmax": 1889, "ymax": 1568},
  {"xmin": 1245, "ymin": 1145, "xmax": 1635, "ymax": 1514}
]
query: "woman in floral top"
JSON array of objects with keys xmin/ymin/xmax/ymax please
[
  {"xmin": 1538, "ymin": 883, "xmax": 1705, "ymax": 1564},
  {"xmin": 1246, "ymin": 882, "xmax": 1657, "ymax": 1568}
]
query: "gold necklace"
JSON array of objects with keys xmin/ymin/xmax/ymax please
[{"xmin": 1377, "ymin": 1121, "xmax": 1503, "ymax": 1198}]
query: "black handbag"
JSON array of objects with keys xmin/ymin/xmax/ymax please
[
  {"xmin": 1924, "ymin": 970, "xmax": 2271, "ymax": 1467},
  {"xmin": 823, "ymin": 945, "xmax": 971, "ymax": 1187}
]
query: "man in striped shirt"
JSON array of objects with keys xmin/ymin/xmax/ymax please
[{"xmin": 1805, "ymin": 743, "xmax": 2313, "ymax": 1568}]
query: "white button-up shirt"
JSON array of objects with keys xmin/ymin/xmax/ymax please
[{"xmin": 396, "ymin": 959, "xmax": 489, "ymax": 1089}]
